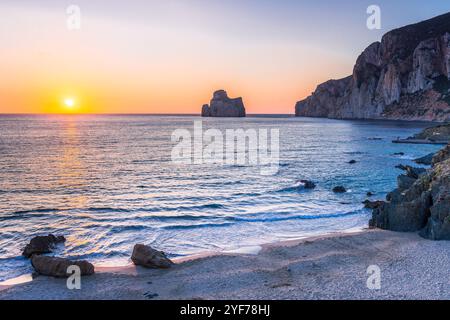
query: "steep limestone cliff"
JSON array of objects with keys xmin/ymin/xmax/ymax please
[{"xmin": 296, "ymin": 13, "xmax": 450, "ymax": 121}]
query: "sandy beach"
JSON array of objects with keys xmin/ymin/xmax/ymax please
[{"xmin": 1, "ymin": 229, "xmax": 449, "ymax": 300}]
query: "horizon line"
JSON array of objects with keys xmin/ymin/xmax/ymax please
[{"xmin": 0, "ymin": 113, "xmax": 296, "ymax": 116}]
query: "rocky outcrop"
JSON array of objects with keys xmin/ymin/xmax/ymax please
[
  {"xmin": 300, "ymin": 180, "xmax": 316, "ymax": 189},
  {"xmin": 131, "ymin": 244, "xmax": 174, "ymax": 269},
  {"xmin": 22, "ymin": 234, "xmax": 66, "ymax": 258},
  {"xmin": 296, "ymin": 13, "xmax": 450, "ymax": 122},
  {"xmin": 31, "ymin": 255, "xmax": 94, "ymax": 278},
  {"xmin": 202, "ymin": 90, "xmax": 246, "ymax": 117},
  {"xmin": 412, "ymin": 123, "xmax": 450, "ymax": 141},
  {"xmin": 332, "ymin": 186, "xmax": 347, "ymax": 193},
  {"xmin": 370, "ymin": 143, "xmax": 450, "ymax": 240},
  {"xmin": 363, "ymin": 200, "xmax": 384, "ymax": 209}
]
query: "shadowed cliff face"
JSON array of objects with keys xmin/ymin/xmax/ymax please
[
  {"xmin": 296, "ymin": 12, "xmax": 450, "ymax": 121},
  {"xmin": 202, "ymin": 90, "xmax": 246, "ymax": 117},
  {"xmin": 370, "ymin": 143, "xmax": 450, "ymax": 240}
]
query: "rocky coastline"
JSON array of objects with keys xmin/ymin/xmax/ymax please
[{"xmin": 370, "ymin": 142, "xmax": 450, "ymax": 240}]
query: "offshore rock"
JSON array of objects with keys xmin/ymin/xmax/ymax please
[{"xmin": 202, "ymin": 90, "xmax": 246, "ymax": 117}]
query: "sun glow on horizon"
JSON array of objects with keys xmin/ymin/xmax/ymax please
[
  {"xmin": 64, "ymin": 98, "xmax": 75, "ymax": 108},
  {"xmin": 61, "ymin": 97, "xmax": 79, "ymax": 113}
]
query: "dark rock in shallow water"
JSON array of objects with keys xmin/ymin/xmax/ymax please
[
  {"xmin": 367, "ymin": 192, "xmax": 374, "ymax": 197},
  {"xmin": 31, "ymin": 255, "xmax": 94, "ymax": 278},
  {"xmin": 300, "ymin": 180, "xmax": 316, "ymax": 189},
  {"xmin": 332, "ymin": 186, "xmax": 347, "ymax": 193},
  {"xmin": 370, "ymin": 143, "xmax": 450, "ymax": 240},
  {"xmin": 414, "ymin": 153, "xmax": 434, "ymax": 165},
  {"xmin": 22, "ymin": 234, "xmax": 66, "ymax": 258},
  {"xmin": 131, "ymin": 244, "xmax": 174, "ymax": 269},
  {"xmin": 348, "ymin": 160, "xmax": 357, "ymax": 164},
  {"xmin": 201, "ymin": 90, "xmax": 246, "ymax": 117}
]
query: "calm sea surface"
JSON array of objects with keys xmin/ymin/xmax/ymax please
[{"xmin": 0, "ymin": 115, "xmax": 441, "ymax": 281}]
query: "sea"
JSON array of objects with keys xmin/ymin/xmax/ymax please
[{"xmin": 0, "ymin": 114, "xmax": 441, "ymax": 281}]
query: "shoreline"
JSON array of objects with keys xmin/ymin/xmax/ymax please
[{"xmin": 1, "ymin": 228, "xmax": 449, "ymax": 300}]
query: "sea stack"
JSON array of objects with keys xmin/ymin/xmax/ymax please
[{"xmin": 202, "ymin": 90, "xmax": 246, "ymax": 117}]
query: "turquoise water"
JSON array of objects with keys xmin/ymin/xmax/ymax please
[{"xmin": 0, "ymin": 115, "xmax": 441, "ymax": 281}]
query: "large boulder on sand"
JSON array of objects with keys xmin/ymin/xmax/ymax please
[
  {"xmin": 31, "ymin": 255, "xmax": 94, "ymax": 278},
  {"xmin": 22, "ymin": 234, "xmax": 66, "ymax": 258},
  {"xmin": 131, "ymin": 244, "xmax": 174, "ymax": 269},
  {"xmin": 201, "ymin": 90, "xmax": 246, "ymax": 117}
]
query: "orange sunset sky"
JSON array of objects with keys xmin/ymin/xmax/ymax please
[{"xmin": 1, "ymin": 0, "xmax": 449, "ymax": 114}]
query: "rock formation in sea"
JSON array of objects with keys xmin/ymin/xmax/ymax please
[
  {"xmin": 296, "ymin": 12, "xmax": 450, "ymax": 122},
  {"xmin": 22, "ymin": 234, "xmax": 66, "ymax": 258},
  {"xmin": 202, "ymin": 90, "xmax": 246, "ymax": 117},
  {"xmin": 370, "ymin": 143, "xmax": 450, "ymax": 240}
]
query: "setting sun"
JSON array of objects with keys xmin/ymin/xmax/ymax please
[
  {"xmin": 56, "ymin": 95, "xmax": 86, "ymax": 113},
  {"xmin": 64, "ymin": 98, "xmax": 75, "ymax": 108}
]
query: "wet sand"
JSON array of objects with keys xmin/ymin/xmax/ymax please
[{"xmin": 1, "ymin": 229, "xmax": 449, "ymax": 300}]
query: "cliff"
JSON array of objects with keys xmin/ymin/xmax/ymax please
[
  {"xmin": 202, "ymin": 90, "xmax": 246, "ymax": 117},
  {"xmin": 296, "ymin": 12, "xmax": 450, "ymax": 121}
]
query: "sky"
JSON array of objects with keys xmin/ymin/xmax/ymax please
[{"xmin": 1, "ymin": 0, "xmax": 450, "ymax": 114}]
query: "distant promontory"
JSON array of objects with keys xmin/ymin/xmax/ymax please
[
  {"xmin": 296, "ymin": 12, "xmax": 450, "ymax": 122},
  {"xmin": 202, "ymin": 90, "xmax": 246, "ymax": 117}
]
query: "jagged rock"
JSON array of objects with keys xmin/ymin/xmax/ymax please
[
  {"xmin": 296, "ymin": 13, "xmax": 450, "ymax": 122},
  {"xmin": 411, "ymin": 123, "xmax": 450, "ymax": 142},
  {"xmin": 414, "ymin": 153, "xmax": 435, "ymax": 165},
  {"xmin": 300, "ymin": 180, "xmax": 316, "ymax": 189},
  {"xmin": 201, "ymin": 104, "xmax": 210, "ymax": 117},
  {"xmin": 363, "ymin": 200, "xmax": 384, "ymax": 209},
  {"xmin": 131, "ymin": 244, "xmax": 174, "ymax": 269},
  {"xmin": 432, "ymin": 143, "xmax": 450, "ymax": 164},
  {"xmin": 22, "ymin": 234, "xmax": 66, "ymax": 258},
  {"xmin": 31, "ymin": 255, "xmax": 94, "ymax": 278},
  {"xmin": 332, "ymin": 186, "xmax": 347, "ymax": 193},
  {"xmin": 395, "ymin": 164, "xmax": 427, "ymax": 179},
  {"xmin": 201, "ymin": 90, "xmax": 246, "ymax": 117},
  {"xmin": 370, "ymin": 143, "xmax": 450, "ymax": 240},
  {"xmin": 397, "ymin": 174, "xmax": 417, "ymax": 190}
]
